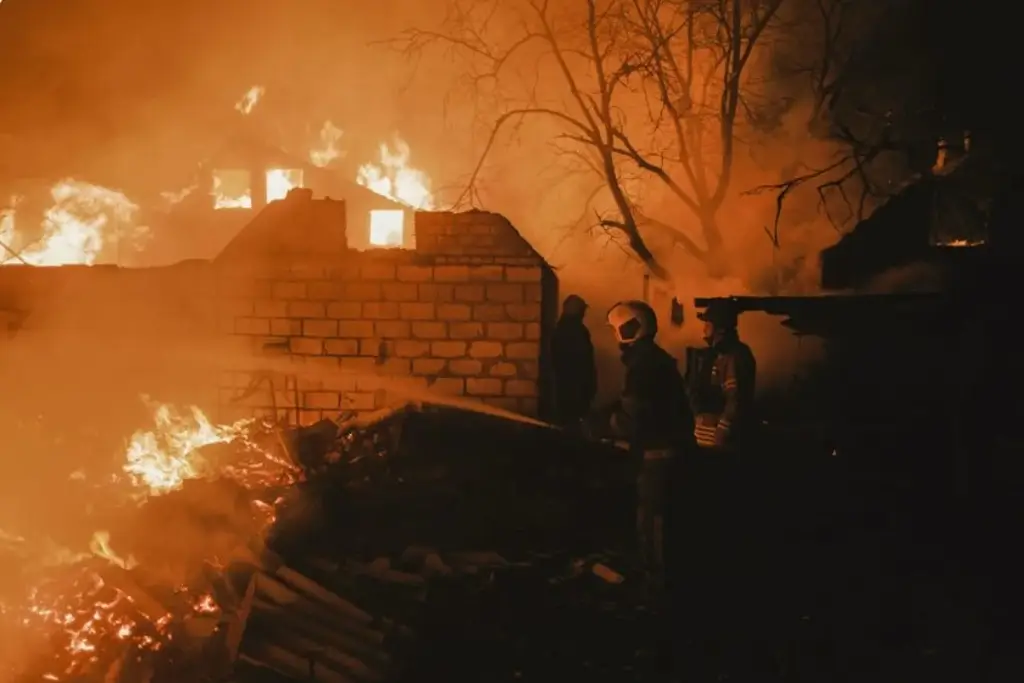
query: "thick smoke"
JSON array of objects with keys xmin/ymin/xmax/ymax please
[{"xmin": 0, "ymin": 0, "xmax": 913, "ymax": 429}]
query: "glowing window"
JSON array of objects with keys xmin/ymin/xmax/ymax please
[
  {"xmin": 266, "ymin": 169, "xmax": 304, "ymax": 202},
  {"xmin": 368, "ymin": 210, "xmax": 404, "ymax": 247},
  {"xmin": 212, "ymin": 169, "xmax": 252, "ymax": 209}
]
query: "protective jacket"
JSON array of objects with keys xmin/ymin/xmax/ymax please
[
  {"xmin": 614, "ymin": 339, "xmax": 695, "ymax": 452},
  {"xmin": 687, "ymin": 334, "xmax": 756, "ymax": 447}
]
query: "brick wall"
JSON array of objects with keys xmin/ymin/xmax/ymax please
[
  {"xmin": 0, "ymin": 203, "xmax": 557, "ymax": 426},
  {"xmin": 216, "ymin": 207, "xmax": 557, "ymax": 425}
]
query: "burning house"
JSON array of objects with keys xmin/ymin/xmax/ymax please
[{"xmin": 150, "ymin": 132, "xmax": 421, "ymax": 265}]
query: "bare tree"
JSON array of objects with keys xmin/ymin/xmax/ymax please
[
  {"xmin": 391, "ymin": 0, "xmax": 785, "ymax": 279},
  {"xmin": 750, "ymin": 0, "xmax": 939, "ymax": 240}
]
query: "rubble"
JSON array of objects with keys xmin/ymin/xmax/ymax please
[{"xmin": 3, "ymin": 400, "xmax": 643, "ymax": 683}]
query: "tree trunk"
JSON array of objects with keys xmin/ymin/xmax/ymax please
[{"xmin": 699, "ymin": 211, "xmax": 730, "ymax": 278}]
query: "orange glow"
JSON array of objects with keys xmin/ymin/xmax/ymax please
[
  {"xmin": 212, "ymin": 169, "xmax": 252, "ymax": 209},
  {"xmin": 235, "ymin": 85, "xmax": 265, "ymax": 115},
  {"xmin": 369, "ymin": 209, "xmax": 405, "ymax": 247},
  {"xmin": 357, "ymin": 137, "xmax": 435, "ymax": 210},
  {"xmin": 0, "ymin": 181, "xmax": 141, "ymax": 266},
  {"xmin": 266, "ymin": 168, "xmax": 303, "ymax": 202},
  {"xmin": 2, "ymin": 398, "xmax": 299, "ymax": 676},
  {"xmin": 122, "ymin": 399, "xmax": 253, "ymax": 496},
  {"xmin": 88, "ymin": 531, "xmax": 137, "ymax": 570},
  {"xmin": 309, "ymin": 120, "xmax": 344, "ymax": 168}
]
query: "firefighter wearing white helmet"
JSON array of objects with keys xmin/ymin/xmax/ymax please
[{"xmin": 606, "ymin": 300, "xmax": 695, "ymax": 598}]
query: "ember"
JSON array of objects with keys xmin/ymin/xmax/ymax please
[{"xmin": 0, "ymin": 397, "xmax": 304, "ymax": 680}]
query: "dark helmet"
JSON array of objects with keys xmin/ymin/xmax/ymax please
[
  {"xmin": 697, "ymin": 299, "xmax": 739, "ymax": 330},
  {"xmin": 562, "ymin": 294, "xmax": 588, "ymax": 317},
  {"xmin": 607, "ymin": 300, "xmax": 658, "ymax": 344}
]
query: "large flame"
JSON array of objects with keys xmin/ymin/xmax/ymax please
[
  {"xmin": 122, "ymin": 400, "xmax": 254, "ymax": 496},
  {"xmin": 0, "ymin": 180, "xmax": 144, "ymax": 267},
  {"xmin": 357, "ymin": 137, "xmax": 435, "ymax": 210}
]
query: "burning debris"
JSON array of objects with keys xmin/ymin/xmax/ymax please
[
  {"xmin": 1, "ymin": 399, "xmax": 639, "ymax": 683},
  {"xmin": 0, "ymin": 397, "xmax": 299, "ymax": 681}
]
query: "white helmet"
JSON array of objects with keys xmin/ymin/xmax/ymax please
[{"xmin": 606, "ymin": 300, "xmax": 658, "ymax": 345}]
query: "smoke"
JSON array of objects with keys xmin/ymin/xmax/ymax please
[
  {"xmin": 0, "ymin": 2, "xmax": 919, "ymax": 447},
  {"xmin": 1, "ymin": 0, "xmax": 865, "ymax": 289}
]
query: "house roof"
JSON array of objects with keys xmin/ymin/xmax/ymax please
[{"xmin": 818, "ymin": 156, "xmax": 992, "ymax": 291}]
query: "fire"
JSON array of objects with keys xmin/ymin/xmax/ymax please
[
  {"xmin": 357, "ymin": 137, "xmax": 435, "ymax": 211},
  {"xmin": 0, "ymin": 398, "xmax": 299, "ymax": 678},
  {"xmin": 212, "ymin": 170, "xmax": 252, "ymax": 210},
  {"xmin": 88, "ymin": 532, "xmax": 137, "ymax": 570},
  {"xmin": 160, "ymin": 184, "xmax": 195, "ymax": 206},
  {"xmin": 0, "ymin": 197, "xmax": 16, "ymax": 256},
  {"xmin": 266, "ymin": 168, "xmax": 303, "ymax": 202},
  {"xmin": 122, "ymin": 397, "xmax": 300, "ymax": 496},
  {"xmin": 938, "ymin": 238, "xmax": 986, "ymax": 247},
  {"xmin": 0, "ymin": 180, "xmax": 142, "ymax": 267},
  {"xmin": 192, "ymin": 594, "xmax": 219, "ymax": 614},
  {"xmin": 123, "ymin": 400, "xmax": 253, "ymax": 496},
  {"xmin": 235, "ymin": 85, "xmax": 265, "ymax": 115},
  {"xmin": 310, "ymin": 120, "xmax": 345, "ymax": 168}
]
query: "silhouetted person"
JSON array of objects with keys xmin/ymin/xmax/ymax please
[
  {"xmin": 551, "ymin": 294, "xmax": 596, "ymax": 429},
  {"xmin": 688, "ymin": 299, "xmax": 756, "ymax": 451},
  {"xmin": 606, "ymin": 300, "xmax": 695, "ymax": 594}
]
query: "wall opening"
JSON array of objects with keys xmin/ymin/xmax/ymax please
[
  {"xmin": 266, "ymin": 169, "xmax": 304, "ymax": 203},
  {"xmin": 212, "ymin": 170, "xmax": 252, "ymax": 209},
  {"xmin": 368, "ymin": 210, "xmax": 404, "ymax": 247}
]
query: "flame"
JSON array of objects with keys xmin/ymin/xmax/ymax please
[
  {"xmin": 123, "ymin": 397, "xmax": 299, "ymax": 497},
  {"xmin": 123, "ymin": 400, "xmax": 253, "ymax": 496},
  {"xmin": 310, "ymin": 121, "xmax": 345, "ymax": 168},
  {"xmin": 357, "ymin": 137, "xmax": 435, "ymax": 211},
  {"xmin": 1, "ymin": 399, "xmax": 299, "ymax": 678},
  {"xmin": 160, "ymin": 185, "xmax": 195, "ymax": 206},
  {"xmin": 212, "ymin": 170, "xmax": 252, "ymax": 210},
  {"xmin": 88, "ymin": 532, "xmax": 137, "ymax": 570},
  {"xmin": 235, "ymin": 85, "xmax": 265, "ymax": 115},
  {"xmin": 266, "ymin": 169, "xmax": 303, "ymax": 202},
  {"xmin": 192, "ymin": 594, "xmax": 218, "ymax": 614},
  {"xmin": 0, "ymin": 180, "xmax": 144, "ymax": 267},
  {"xmin": 938, "ymin": 238, "xmax": 986, "ymax": 247}
]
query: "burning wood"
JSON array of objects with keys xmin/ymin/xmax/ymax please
[{"xmin": 1, "ymin": 398, "xmax": 637, "ymax": 682}]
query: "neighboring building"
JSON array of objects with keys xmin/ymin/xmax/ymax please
[
  {"xmin": 819, "ymin": 150, "xmax": 990, "ymax": 291},
  {"xmin": 146, "ymin": 132, "xmax": 417, "ymax": 264}
]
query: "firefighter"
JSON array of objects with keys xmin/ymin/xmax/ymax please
[
  {"xmin": 690, "ymin": 299, "xmax": 757, "ymax": 451},
  {"xmin": 606, "ymin": 300, "xmax": 695, "ymax": 593},
  {"xmin": 551, "ymin": 294, "xmax": 597, "ymax": 431}
]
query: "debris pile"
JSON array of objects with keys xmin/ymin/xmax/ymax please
[{"xmin": 1, "ymin": 401, "xmax": 640, "ymax": 682}]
